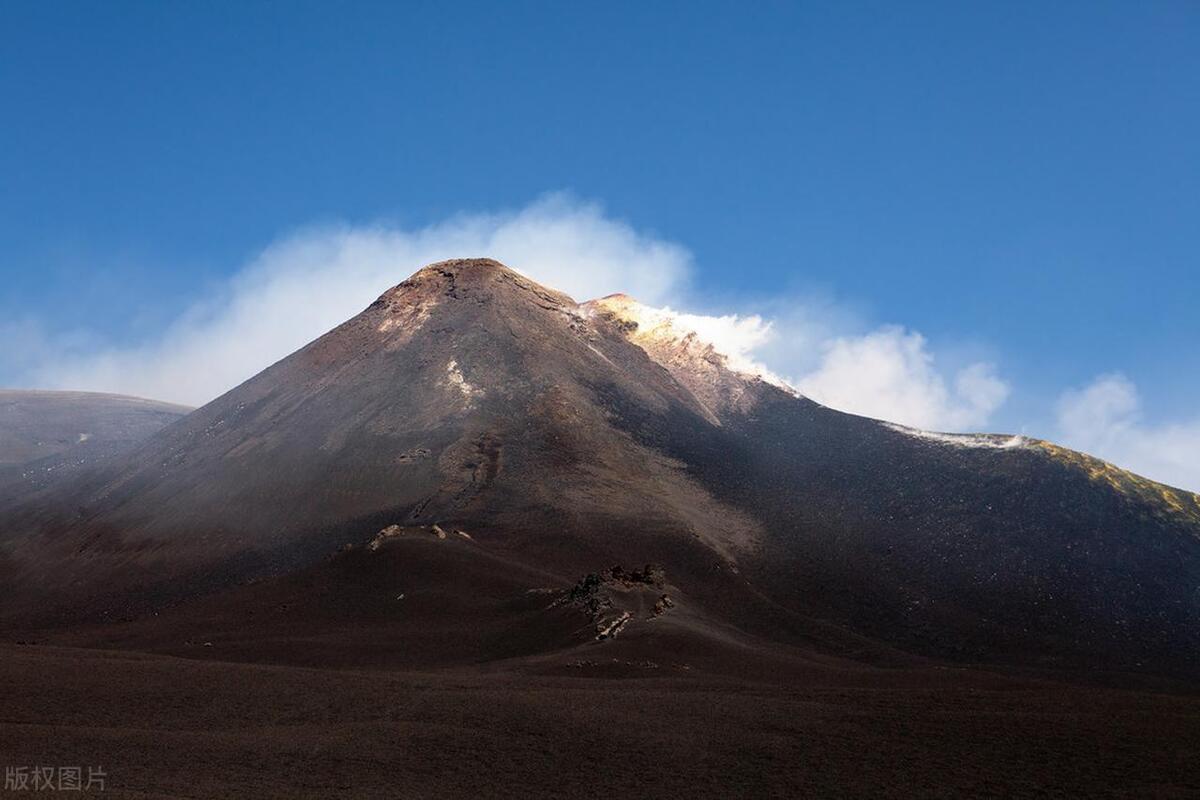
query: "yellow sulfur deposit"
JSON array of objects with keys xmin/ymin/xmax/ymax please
[{"xmin": 1034, "ymin": 441, "xmax": 1200, "ymax": 526}]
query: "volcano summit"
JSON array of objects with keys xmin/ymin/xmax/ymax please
[{"xmin": 2, "ymin": 259, "xmax": 1199, "ymax": 797}]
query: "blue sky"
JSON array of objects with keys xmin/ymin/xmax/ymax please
[{"xmin": 2, "ymin": 2, "xmax": 1199, "ymax": 488}]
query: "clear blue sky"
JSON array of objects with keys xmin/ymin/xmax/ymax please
[{"xmin": 2, "ymin": 1, "xmax": 1198, "ymax": 431}]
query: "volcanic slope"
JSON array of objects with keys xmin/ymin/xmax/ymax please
[
  {"xmin": 0, "ymin": 390, "xmax": 191, "ymax": 500},
  {"xmin": 2, "ymin": 259, "xmax": 1199, "ymax": 678},
  {"xmin": 0, "ymin": 390, "xmax": 190, "ymax": 468}
]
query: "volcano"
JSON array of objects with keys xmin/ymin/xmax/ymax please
[
  {"xmin": 5, "ymin": 257, "xmax": 1198, "ymax": 671},
  {"xmin": 3, "ymin": 259, "xmax": 1200, "ymax": 797}
]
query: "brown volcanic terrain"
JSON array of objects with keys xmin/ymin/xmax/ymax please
[
  {"xmin": 2, "ymin": 259, "xmax": 1200, "ymax": 797},
  {"xmin": 0, "ymin": 390, "xmax": 189, "ymax": 468},
  {"xmin": 0, "ymin": 390, "xmax": 190, "ymax": 494},
  {"xmin": 2, "ymin": 643, "xmax": 1198, "ymax": 799}
]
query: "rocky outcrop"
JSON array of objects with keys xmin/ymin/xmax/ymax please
[
  {"xmin": 368, "ymin": 523, "xmax": 465, "ymax": 551},
  {"xmin": 556, "ymin": 564, "xmax": 674, "ymax": 641}
]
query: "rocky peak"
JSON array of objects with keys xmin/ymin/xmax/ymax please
[
  {"xmin": 581, "ymin": 293, "xmax": 788, "ymax": 421},
  {"xmin": 374, "ymin": 258, "xmax": 576, "ymax": 310}
]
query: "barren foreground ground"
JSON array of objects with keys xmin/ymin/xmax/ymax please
[{"xmin": 2, "ymin": 644, "xmax": 1198, "ymax": 799}]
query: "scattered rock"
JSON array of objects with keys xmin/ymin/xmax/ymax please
[
  {"xmin": 567, "ymin": 658, "xmax": 660, "ymax": 670},
  {"xmin": 608, "ymin": 563, "xmax": 666, "ymax": 587},
  {"xmin": 369, "ymin": 522, "xmax": 461, "ymax": 550},
  {"xmin": 561, "ymin": 573, "xmax": 613, "ymax": 617},
  {"xmin": 368, "ymin": 524, "xmax": 404, "ymax": 551},
  {"xmin": 395, "ymin": 447, "xmax": 431, "ymax": 464},
  {"xmin": 556, "ymin": 565, "xmax": 674, "ymax": 641},
  {"xmin": 595, "ymin": 611, "xmax": 631, "ymax": 640}
]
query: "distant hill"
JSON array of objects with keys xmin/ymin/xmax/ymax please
[{"xmin": 0, "ymin": 389, "xmax": 190, "ymax": 467}]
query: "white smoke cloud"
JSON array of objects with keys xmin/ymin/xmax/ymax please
[
  {"xmin": 609, "ymin": 303, "xmax": 783, "ymax": 380},
  {"xmin": 23, "ymin": 195, "xmax": 692, "ymax": 406},
  {"xmin": 15, "ymin": 193, "xmax": 1007, "ymax": 434},
  {"xmin": 1055, "ymin": 374, "xmax": 1200, "ymax": 492},
  {"xmin": 609, "ymin": 305, "xmax": 1009, "ymax": 431},
  {"xmin": 792, "ymin": 327, "xmax": 1009, "ymax": 430}
]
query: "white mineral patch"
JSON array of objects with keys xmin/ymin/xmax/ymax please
[
  {"xmin": 377, "ymin": 298, "xmax": 436, "ymax": 335},
  {"xmin": 445, "ymin": 359, "xmax": 481, "ymax": 399},
  {"xmin": 884, "ymin": 423, "xmax": 1027, "ymax": 450}
]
